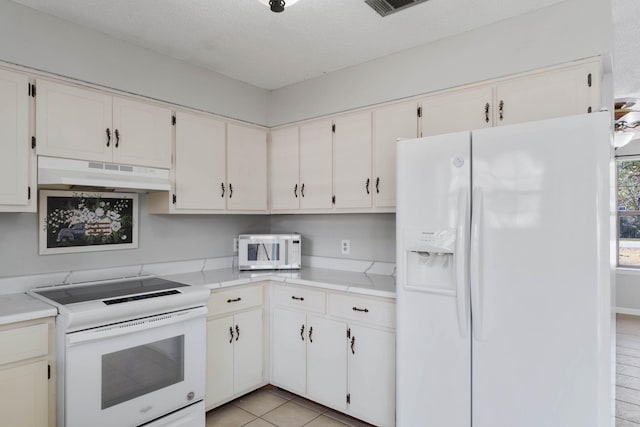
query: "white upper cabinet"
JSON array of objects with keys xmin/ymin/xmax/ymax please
[
  {"xmin": 270, "ymin": 126, "xmax": 300, "ymax": 211},
  {"xmin": 419, "ymin": 86, "xmax": 493, "ymax": 137},
  {"xmin": 373, "ymin": 101, "xmax": 418, "ymax": 209},
  {"xmin": 35, "ymin": 79, "xmax": 172, "ymax": 168},
  {"xmin": 174, "ymin": 111, "xmax": 226, "ymax": 211},
  {"xmin": 36, "ymin": 80, "xmax": 112, "ymax": 163},
  {"xmin": 0, "ymin": 69, "xmax": 31, "ymax": 209},
  {"xmin": 299, "ymin": 120, "xmax": 334, "ymax": 210},
  {"xmin": 227, "ymin": 123, "xmax": 268, "ymax": 211},
  {"xmin": 333, "ymin": 112, "xmax": 372, "ymax": 209},
  {"xmin": 111, "ymin": 96, "xmax": 172, "ymax": 168},
  {"xmin": 495, "ymin": 61, "xmax": 601, "ymax": 126}
]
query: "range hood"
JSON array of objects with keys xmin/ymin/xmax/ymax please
[{"xmin": 38, "ymin": 156, "xmax": 171, "ymax": 192}]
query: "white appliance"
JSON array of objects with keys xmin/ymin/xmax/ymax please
[
  {"xmin": 238, "ymin": 234, "xmax": 301, "ymax": 270},
  {"xmin": 396, "ymin": 113, "xmax": 613, "ymax": 427},
  {"xmin": 38, "ymin": 156, "xmax": 171, "ymax": 192},
  {"xmin": 30, "ymin": 277, "xmax": 210, "ymax": 427}
]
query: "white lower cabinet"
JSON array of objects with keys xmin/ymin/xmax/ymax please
[
  {"xmin": 271, "ymin": 308, "xmax": 307, "ymax": 395},
  {"xmin": 348, "ymin": 325, "xmax": 395, "ymax": 427},
  {"xmin": 0, "ymin": 360, "xmax": 48, "ymax": 427},
  {"xmin": 270, "ymin": 285, "xmax": 395, "ymax": 427},
  {"xmin": 205, "ymin": 286, "xmax": 265, "ymax": 410},
  {"xmin": 0, "ymin": 319, "xmax": 54, "ymax": 427},
  {"xmin": 306, "ymin": 315, "xmax": 348, "ymax": 411}
]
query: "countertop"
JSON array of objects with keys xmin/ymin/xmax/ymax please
[
  {"xmin": 0, "ymin": 260, "xmax": 395, "ymax": 325},
  {"xmin": 0, "ymin": 292, "xmax": 58, "ymax": 326},
  {"xmin": 164, "ymin": 267, "xmax": 396, "ymax": 299}
]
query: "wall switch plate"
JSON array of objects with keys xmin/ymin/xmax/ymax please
[
  {"xmin": 233, "ymin": 238, "xmax": 239, "ymax": 253},
  {"xmin": 341, "ymin": 240, "xmax": 350, "ymax": 255}
]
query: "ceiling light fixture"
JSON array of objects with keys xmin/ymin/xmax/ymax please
[{"xmin": 257, "ymin": 0, "xmax": 300, "ymax": 13}]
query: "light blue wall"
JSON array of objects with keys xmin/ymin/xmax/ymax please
[{"xmin": 0, "ymin": 195, "xmax": 270, "ymax": 278}]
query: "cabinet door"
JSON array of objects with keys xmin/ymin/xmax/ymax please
[
  {"xmin": 0, "ymin": 69, "xmax": 29, "ymax": 207},
  {"xmin": 299, "ymin": 120, "xmax": 333, "ymax": 210},
  {"xmin": 233, "ymin": 309, "xmax": 263, "ymax": 394},
  {"xmin": 334, "ymin": 112, "xmax": 372, "ymax": 209},
  {"xmin": 420, "ymin": 85, "xmax": 493, "ymax": 137},
  {"xmin": 35, "ymin": 79, "xmax": 112, "ymax": 162},
  {"xmin": 270, "ymin": 127, "xmax": 300, "ymax": 211},
  {"xmin": 0, "ymin": 360, "xmax": 48, "ymax": 427},
  {"xmin": 205, "ymin": 316, "xmax": 234, "ymax": 407},
  {"xmin": 495, "ymin": 62, "xmax": 600, "ymax": 126},
  {"xmin": 373, "ymin": 102, "xmax": 417, "ymax": 208},
  {"xmin": 227, "ymin": 123, "xmax": 268, "ymax": 211},
  {"xmin": 348, "ymin": 325, "xmax": 395, "ymax": 427},
  {"xmin": 111, "ymin": 97, "xmax": 172, "ymax": 168},
  {"xmin": 175, "ymin": 112, "xmax": 226, "ymax": 211},
  {"xmin": 307, "ymin": 315, "xmax": 348, "ymax": 411},
  {"xmin": 271, "ymin": 308, "xmax": 306, "ymax": 395}
]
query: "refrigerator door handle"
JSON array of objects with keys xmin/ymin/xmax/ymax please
[
  {"xmin": 470, "ymin": 187, "xmax": 484, "ymax": 340},
  {"xmin": 455, "ymin": 188, "xmax": 470, "ymax": 337}
]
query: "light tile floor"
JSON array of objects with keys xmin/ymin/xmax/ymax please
[
  {"xmin": 205, "ymin": 386, "xmax": 375, "ymax": 427},
  {"xmin": 617, "ymin": 314, "xmax": 640, "ymax": 426}
]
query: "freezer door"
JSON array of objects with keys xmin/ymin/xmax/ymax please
[
  {"xmin": 470, "ymin": 112, "xmax": 612, "ymax": 427},
  {"xmin": 396, "ymin": 132, "xmax": 471, "ymax": 427}
]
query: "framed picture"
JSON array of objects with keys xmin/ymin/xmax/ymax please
[{"xmin": 39, "ymin": 190, "xmax": 138, "ymax": 255}]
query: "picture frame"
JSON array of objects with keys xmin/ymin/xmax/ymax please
[{"xmin": 39, "ymin": 190, "xmax": 138, "ymax": 255}]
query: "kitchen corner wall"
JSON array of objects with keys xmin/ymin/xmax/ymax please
[
  {"xmin": 0, "ymin": 195, "xmax": 270, "ymax": 278},
  {"xmin": 270, "ymin": 214, "xmax": 395, "ymax": 262}
]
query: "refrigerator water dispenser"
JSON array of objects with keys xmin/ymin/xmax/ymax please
[{"xmin": 404, "ymin": 228, "xmax": 457, "ymax": 294}]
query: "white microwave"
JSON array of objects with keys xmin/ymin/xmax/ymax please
[{"xmin": 238, "ymin": 234, "xmax": 301, "ymax": 270}]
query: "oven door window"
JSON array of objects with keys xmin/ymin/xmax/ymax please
[
  {"xmin": 247, "ymin": 243, "xmax": 280, "ymax": 262},
  {"xmin": 101, "ymin": 336, "xmax": 184, "ymax": 409}
]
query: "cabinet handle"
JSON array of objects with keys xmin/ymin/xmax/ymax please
[
  {"xmin": 294, "ymin": 183, "xmax": 298, "ymax": 198},
  {"xmin": 229, "ymin": 183, "xmax": 233, "ymax": 198},
  {"xmin": 300, "ymin": 324, "xmax": 305, "ymax": 341},
  {"xmin": 227, "ymin": 297, "xmax": 242, "ymax": 303},
  {"xmin": 308, "ymin": 326, "xmax": 313, "ymax": 343},
  {"xmin": 105, "ymin": 128, "xmax": 111, "ymax": 147},
  {"xmin": 499, "ymin": 100, "xmax": 504, "ymax": 121},
  {"xmin": 484, "ymin": 103, "xmax": 490, "ymax": 123},
  {"xmin": 365, "ymin": 178, "xmax": 370, "ymax": 194},
  {"xmin": 375, "ymin": 177, "xmax": 380, "ymax": 194},
  {"xmin": 114, "ymin": 129, "xmax": 120, "ymax": 148},
  {"xmin": 352, "ymin": 306, "xmax": 369, "ymax": 313},
  {"xmin": 229, "ymin": 326, "xmax": 234, "ymax": 343},
  {"xmin": 291, "ymin": 296, "xmax": 304, "ymax": 301},
  {"xmin": 235, "ymin": 324, "xmax": 240, "ymax": 341},
  {"xmin": 221, "ymin": 183, "xmax": 225, "ymax": 198},
  {"xmin": 350, "ymin": 336, "xmax": 355, "ymax": 354},
  {"xmin": 301, "ymin": 183, "xmax": 305, "ymax": 198}
]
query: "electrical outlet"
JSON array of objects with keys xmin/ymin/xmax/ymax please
[
  {"xmin": 233, "ymin": 238, "xmax": 239, "ymax": 253},
  {"xmin": 341, "ymin": 240, "xmax": 350, "ymax": 255}
]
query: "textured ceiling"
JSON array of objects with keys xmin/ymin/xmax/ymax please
[
  {"xmin": 614, "ymin": 0, "xmax": 640, "ymax": 100},
  {"xmin": 9, "ymin": 0, "xmax": 566, "ymax": 90}
]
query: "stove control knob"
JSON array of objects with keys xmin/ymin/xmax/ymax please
[{"xmin": 187, "ymin": 391, "xmax": 195, "ymax": 401}]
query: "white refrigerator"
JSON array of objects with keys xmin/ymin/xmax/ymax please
[{"xmin": 396, "ymin": 112, "xmax": 613, "ymax": 427}]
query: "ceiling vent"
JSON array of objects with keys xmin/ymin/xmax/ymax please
[{"xmin": 365, "ymin": 0, "xmax": 430, "ymax": 17}]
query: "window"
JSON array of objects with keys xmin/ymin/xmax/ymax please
[{"xmin": 618, "ymin": 158, "xmax": 640, "ymax": 267}]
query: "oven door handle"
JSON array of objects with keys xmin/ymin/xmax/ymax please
[{"xmin": 66, "ymin": 306, "xmax": 208, "ymax": 345}]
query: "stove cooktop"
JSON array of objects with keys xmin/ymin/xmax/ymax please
[{"xmin": 33, "ymin": 277, "xmax": 189, "ymax": 305}]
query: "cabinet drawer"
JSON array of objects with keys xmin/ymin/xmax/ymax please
[
  {"xmin": 328, "ymin": 293, "xmax": 395, "ymax": 328},
  {"xmin": 272, "ymin": 285, "xmax": 326, "ymax": 313},
  {"xmin": 0, "ymin": 323, "xmax": 48, "ymax": 365},
  {"xmin": 208, "ymin": 285, "xmax": 263, "ymax": 317}
]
